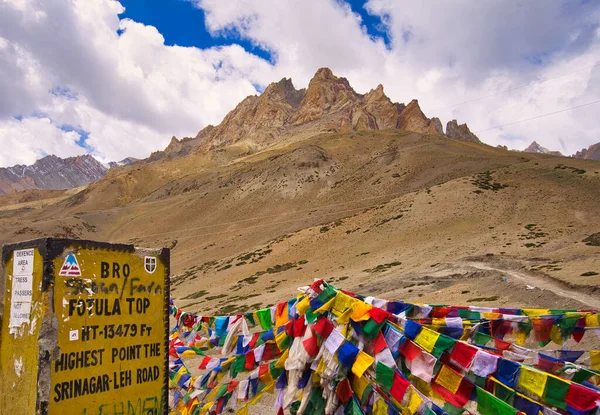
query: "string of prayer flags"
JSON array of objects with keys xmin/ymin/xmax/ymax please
[{"xmin": 168, "ymin": 279, "xmax": 600, "ymax": 415}]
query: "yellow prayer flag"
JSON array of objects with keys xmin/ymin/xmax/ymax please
[
  {"xmin": 200, "ymin": 402, "xmax": 214, "ymax": 415},
  {"xmin": 585, "ymin": 314, "xmax": 600, "ymax": 327},
  {"xmin": 481, "ymin": 312, "xmax": 502, "ymax": 320},
  {"xmin": 373, "ymin": 399, "xmax": 389, "ymax": 415},
  {"xmin": 414, "ymin": 377, "xmax": 434, "ymax": 397},
  {"xmin": 315, "ymin": 297, "xmax": 335, "ymax": 314},
  {"xmin": 275, "ymin": 348, "xmax": 289, "ymax": 369},
  {"xmin": 460, "ymin": 329, "xmax": 471, "ymax": 341},
  {"xmin": 205, "ymin": 388, "xmax": 219, "ymax": 403},
  {"xmin": 351, "ymin": 301, "xmax": 373, "ymax": 322},
  {"xmin": 518, "ymin": 367, "xmax": 548, "ymax": 397},
  {"xmin": 236, "ymin": 405, "xmax": 249, "ymax": 415},
  {"xmin": 351, "ymin": 374, "xmax": 371, "ymax": 400},
  {"xmin": 432, "ymin": 318, "xmax": 446, "ymax": 327},
  {"xmin": 515, "ymin": 330, "xmax": 527, "ymax": 345},
  {"xmin": 275, "ymin": 330, "xmax": 288, "ymax": 350},
  {"xmin": 337, "ymin": 305, "xmax": 356, "ymax": 325},
  {"xmin": 435, "ymin": 365, "xmax": 463, "ymax": 394},
  {"xmin": 590, "ymin": 350, "xmax": 600, "ymax": 370},
  {"xmin": 408, "ymin": 389, "xmax": 424, "ymax": 414},
  {"xmin": 522, "ymin": 308, "xmax": 551, "ymax": 317},
  {"xmin": 296, "ymin": 295, "xmax": 311, "ymax": 315},
  {"xmin": 181, "ymin": 349, "xmax": 198, "ymax": 358},
  {"xmin": 259, "ymin": 369, "xmax": 274, "ymax": 384},
  {"xmin": 331, "ymin": 292, "xmax": 356, "ymax": 316},
  {"xmin": 415, "ymin": 327, "xmax": 440, "ymax": 353},
  {"xmin": 550, "ymin": 325, "xmax": 563, "ymax": 345},
  {"xmin": 351, "ymin": 350, "xmax": 375, "ymax": 377},
  {"xmin": 316, "ymin": 356, "xmax": 327, "ymax": 375}
]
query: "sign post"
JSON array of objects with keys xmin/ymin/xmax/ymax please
[{"xmin": 0, "ymin": 238, "xmax": 170, "ymax": 415}]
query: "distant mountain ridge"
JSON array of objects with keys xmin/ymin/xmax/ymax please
[
  {"xmin": 573, "ymin": 143, "xmax": 600, "ymax": 160},
  {"xmin": 0, "ymin": 155, "xmax": 137, "ymax": 195},
  {"xmin": 149, "ymin": 67, "xmax": 482, "ymax": 160}
]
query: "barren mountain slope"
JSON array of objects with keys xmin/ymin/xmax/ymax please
[{"xmin": 1, "ymin": 130, "xmax": 599, "ymax": 311}]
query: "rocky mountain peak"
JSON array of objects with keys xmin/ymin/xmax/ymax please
[
  {"xmin": 186, "ymin": 67, "xmax": 480, "ymax": 154},
  {"xmin": 445, "ymin": 120, "xmax": 481, "ymax": 143},
  {"xmin": 523, "ymin": 141, "xmax": 563, "ymax": 156}
]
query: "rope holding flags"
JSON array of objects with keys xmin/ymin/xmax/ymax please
[{"xmin": 168, "ymin": 281, "xmax": 600, "ymax": 415}]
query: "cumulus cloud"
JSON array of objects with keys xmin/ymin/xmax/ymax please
[
  {"xmin": 0, "ymin": 0, "xmax": 273, "ymax": 165},
  {"xmin": 0, "ymin": 0, "xmax": 599, "ymax": 166}
]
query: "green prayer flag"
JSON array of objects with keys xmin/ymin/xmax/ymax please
[
  {"xmin": 458, "ymin": 309, "xmax": 480, "ymax": 320},
  {"xmin": 375, "ymin": 362, "xmax": 394, "ymax": 391},
  {"xmin": 307, "ymin": 387, "xmax": 327, "ymax": 414},
  {"xmin": 317, "ymin": 285, "xmax": 338, "ymax": 303},
  {"xmin": 443, "ymin": 402, "xmax": 465, "ymax": 415},
  {"xmin": 362, "ymin": 319, "xmax": 384, "ymax": 339},
  {"xmin": 215, "ymin": 384, "xmax": 228, "ymax": 400},
  {"xmin": 493, "ymin": 380, "xmax": 515, "ymax": 404},
  {"xmin": 474, "ymin": 331, "xmax": 493, "ymax": 346},
  {"xmin": 432, "ymin": 334, "xmax": 456, "ymax": 357},
  {"xmin": 476, "ymin": 387, "xmax": 518, "ymax": 415},
  {"xmin": 572, "ymin": 367, "xmax": 595, "ymax": 384},
  {"xmin": 305, "ymin": 309, "xmax": 318, "ymax": 324},
  {"xmin": 245, "ymin": 312, "xmax": 256, "ymax": 326},
  {"xmin": 230, "ymin": 355, "xmax": 245, "ymax": 378},
  {"xmin": 256, "ymin": 308, "xmax": 272, "ymax": 330},
  {"xmin": 344, "ymin": 397, "xmax": 364, "ymax": 415},
  {"xmin": 543, "ymin": 375, "xmax": 569, "ymax": 409}
]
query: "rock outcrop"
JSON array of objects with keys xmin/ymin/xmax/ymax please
[
  {"xmin": 0, "ymin": 154, "xmax": 108, "ymax": 195},
  {"xmin": 398, "ymin": 100, "xmax": 444, "ymax": 136},
  {"xmin": 523, "ymin": 141, "xmax": 563, "ymax": 156},
  {"xmin": 573, "ymin": 142, "xmax": 600, "ymax": 160},
  {"xmin": 445, "ymin": 120, "xmax": 482, "ymax": 143}
]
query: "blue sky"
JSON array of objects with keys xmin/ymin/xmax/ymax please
[
  {"xmin": 0, "ymin": 0, "xmax": 599, "ymax": 166},
  {"xmin": 119, "ymin": 0, "xmax": 275, "ymax": 62}
]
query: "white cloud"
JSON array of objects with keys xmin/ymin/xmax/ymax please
[
  {"xmin": 0, "ymin": 0, "xmax": 274, "ymax": 165},
  {"xmin": 0, "ymin": 117, "xmax": 84, "ymax": 166},
  {"xmin": 0, "ymin": 0, "xmax": 599, "ymax": 167}
]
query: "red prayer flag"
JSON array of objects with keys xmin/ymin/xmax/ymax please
[
  {"xmin": 431, "ymin": 367, "xmax": 473, "ymax": 408},
  {"xmin": 400, "ymin": 340, "xmax": 422, "ymax": 362},
  {"xmin": 198, "ymin": 356, "xmax": 212, "ymax": 369},
  {"xmin": 390, "ymin": 372, "xmax": 410, "ymax": 403},
  {"xmin": 450, "ymin": 341, "xmax": 478, "ymax": 369},
  {"xmin": 369, "ymin": 307, "xmax": 391, "ymax": 324},
  {"xmin": 531, "ymin": 318, "xmax": 554, "ymax": 342},
  {"xmin": 303, "ymin": 328, "xmax": 320, "ymax": 357},
  {"xmin": 336, "ymin": 378, "xmax": 353, "ymax": 402},
  {"xmin": 248, "ymin": 332, "xmax": 260, "ymax": 349},
  {"xmin": 245, "ymin": 351, "xmax": 255, "ymax": 370},
  {"xmin": 293, "ymin": 315, "xmax": 307, "ymax": 338},
  {"xmin": 430, "ymin": 307, "xmax": 452, "ymax": 318},
  {"xmin": 566, "ymin": 383, "xmax": 600, "ymax": 411},
  {"xmin": 372, "ymin": 332, "xmax": 387, "ymax": 355},
  {"xmin": 314, "ymin": 317, "xmax": 334, "ymax": 339},
  {"xmin": 494, "ymin": 338, "xmax": 511, "ymax": 351}
]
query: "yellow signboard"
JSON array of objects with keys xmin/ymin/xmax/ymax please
[{"xmin": 1, "ymin": 239, "xmax": 169, "ymax": 415}]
